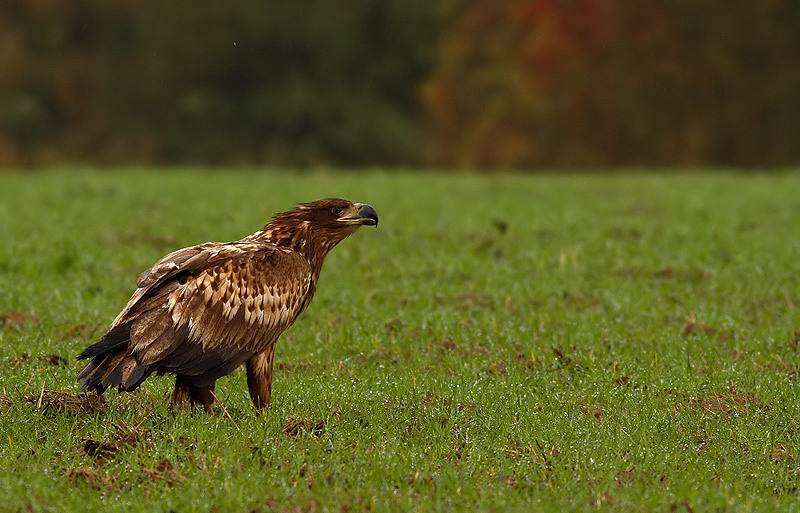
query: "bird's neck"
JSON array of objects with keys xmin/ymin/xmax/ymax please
[{"xmin": 248, "ymin": 222, "xmax": 334, "ymax": 274}]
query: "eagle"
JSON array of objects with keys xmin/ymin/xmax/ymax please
[{"xmin": 77, "ymin": 198, "xmax": 378, "ymax": 413}]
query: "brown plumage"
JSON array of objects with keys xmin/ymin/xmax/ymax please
[{"xmin": 77, "ymin": 198, "xmax": 378, "ymax": 413}]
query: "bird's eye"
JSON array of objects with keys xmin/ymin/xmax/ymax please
[{"xmin": 331, "ymin": 206, "xmax": 343, "ymax": 215}]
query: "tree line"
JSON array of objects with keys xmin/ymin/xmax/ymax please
[{"xmin": 1, "ymin": 0, "xmax": 798, "ymax": 169}]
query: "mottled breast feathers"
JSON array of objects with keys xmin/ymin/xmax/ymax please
[{"xmin": 117, "ymin": 241, "xmax": 314, "ymax": 366}]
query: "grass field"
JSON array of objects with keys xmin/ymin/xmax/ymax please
[{"xmin": 1, "ymin": 169, "xmax": 800, "ymax": 512}]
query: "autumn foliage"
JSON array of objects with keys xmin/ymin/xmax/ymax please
[{"xmin": 424, "ymin": 0, "xmax": 800, "ymax": 169}]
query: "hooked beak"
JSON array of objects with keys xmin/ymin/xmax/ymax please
[
  {"xmin": 352, "ymin": 203, "xmax": 378, "ymax": 227},
  {"xmin": 336, "ymin": 202, "xmax": 378, "ymax": 227}
]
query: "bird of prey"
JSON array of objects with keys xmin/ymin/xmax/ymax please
[{"xmin": 77, "ymin": 198, "xmax": 378, "ymax": 413}]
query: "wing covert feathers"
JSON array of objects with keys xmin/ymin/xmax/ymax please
[{"xmin": 78, "ymin": 241, "xmax": 314, "ymax": 393}]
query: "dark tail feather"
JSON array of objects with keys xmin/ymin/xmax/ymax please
[
  {"xmin": 77, "ymin": 322, "xmax": 132, "ymax": 361},
  {"xmin": 77, "ymin": 321, "xmax": 152, "ymax": 393}
]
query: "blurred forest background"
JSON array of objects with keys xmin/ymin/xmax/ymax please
[{"xmin": 1, "ymin": 0, "xmax": 799, "ymax": 170}]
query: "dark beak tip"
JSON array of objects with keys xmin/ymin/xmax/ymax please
[{"xmin": 358, "ymin": 204, "xmax": 379, "ymax": 227}]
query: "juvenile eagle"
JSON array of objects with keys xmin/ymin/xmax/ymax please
[{"xmin": 77, "ymin": 198, "xmax": 378, "ymax": 413}]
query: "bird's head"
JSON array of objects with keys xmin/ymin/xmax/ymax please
[
  {"xmin": 296, "ymin": 198, "xmax": 379, "ymax": 230},
  {"xmin": 261, "ymin": 198, "xmax": 378, "ymax": 257}
]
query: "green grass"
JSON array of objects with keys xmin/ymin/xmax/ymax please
[{"xmin": 2, "ymin": 169, "xmax": 800, "ymax": 512}]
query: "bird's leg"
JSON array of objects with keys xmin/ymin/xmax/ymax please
[
  {"xmin": 172, "ymin": 375, "xmax": 216, "ymax": 414},
  {"xmin": 246, "ymin": 345, "xmax": 275, "ymax": 414}
]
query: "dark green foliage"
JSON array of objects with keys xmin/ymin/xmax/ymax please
[{"xmin": 0, "ymin": 1, "xmax": 440, "ymax": 166}]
